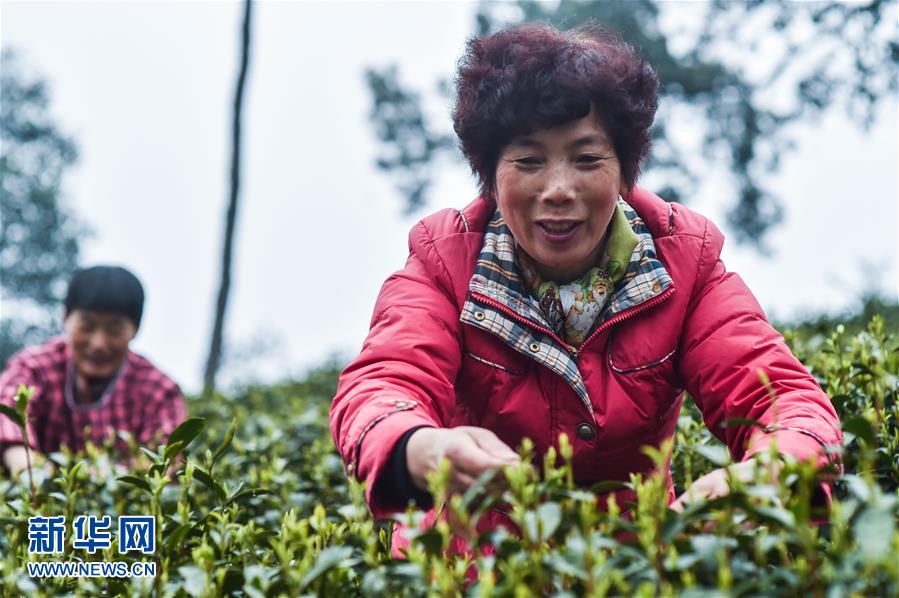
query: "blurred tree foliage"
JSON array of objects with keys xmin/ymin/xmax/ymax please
[
  {"xmin": 782, "ymin": 294, "xmax": 899, "ymax": 341},
  {"xmin": 0, "ymin": 50, "xmax": 84, "ymax": 367},
  {"xmin": 366, "ymin": 0, "xmax": 896, "ymax": 250}
]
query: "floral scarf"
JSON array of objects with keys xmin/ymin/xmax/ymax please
[{"xmin": 516, "ymin": 204, "xmax": 639, "ymax": 346}]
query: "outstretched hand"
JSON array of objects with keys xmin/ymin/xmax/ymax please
[
  {"xmin": 406, "ymin": 426, "xmax": 520, "ymax": 497},
  {"xmin": 2, "ymin": 445, "xmax": 55, "ymax": 482},
  {"xmin": 670, "ymin": 458, "xmax": 782, "ymax": 513}
]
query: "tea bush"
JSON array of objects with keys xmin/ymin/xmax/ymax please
[{"xmin": 1, "ymin": 315, "xmax": 896, "ymax": 597}]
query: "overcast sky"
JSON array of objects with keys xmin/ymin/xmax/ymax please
[{"xmin": 2, "ymin": 1, "xmax": 896, "ymax": 393}]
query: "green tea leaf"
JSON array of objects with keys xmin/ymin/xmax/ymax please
[
  {"xmin": 545, "ymin": 553, "xmax": 587, "ymax": 580},
  {"xmin": 523, "ymin": 510, "xmax": 538, "ymax": 543},
  {"xmin": 537, "ymin": 502, "xmax": 562, "ymax": 538},
  {"xmin": 300, "ymin": 545, "xmax": 356, "ymax": 590},
  {"xmin": 746, "ymin": 504, "xmax": 795, "ymax": 528},
  {"xmin": 14, "ymin": 385, "xmax": 33, "ymax": 413},
  {"xmin": 461, "ymin": 467, "xmax": 500, "ymax": 511},
  {"xmin": 661, "ymin": 512, "xmax": 686, "ymax": 543},
  {"xmin": 165, "ymin": 417, "xmax": 206, "ymax": 452},
  {"xmin": 563, "ymin": 489, "xmax": 597, "ymax": 502},
  {"xmin": 842, "ymin": 416, "xmax": 876, "ymax": 444},
  {"xmin": 690, "ymin": 534, "xmax": 737, "ymax": 562},
  {"xmin": 722, "ymin": 417, "xmax": 766, "ymax": 430},
  {"xmin": 854, "ymin": 505, "xmax": 896, "ymax": 562},
  {"xmin": 162, "ymin": 440, "xmax": 187, "ymax": 464},
  {"xmin": 140, "ymin": 447, "xmax": 162, "ymax": 464},
  {"xmin": 164, "ymin": 524, "xmax": 194, "ymax": 554},
  {"xmin": 212, "ymin": 417, "xmax": 238, "ymax": 468},
  {"xmin": 694, "ymin": 444, "xmax": 731, "ymax": 467},
  {"xmin": 178, "ymin": 565, "xmax": 208, "ymax": 597},
  {"xmin": 116, "ymin": 475, "xmax": 152, "ymax": 493},
  {"xmin": 0, "ymin": 405, "xmax": 23, "ymax": 427},
  {"xmin": 224, "ymin": 487, "xmax": 273, "ymax": 507},
  {"xmin": 413, "ymin": 527, "xmax": 444, "ymax": 555},
  {"xmin": 587, "ymin": 480, "xmax": 628, "ymax": 494},
  {"xmin": 193, "ymin": 467, "xmax": 227, "ymax": 503}
]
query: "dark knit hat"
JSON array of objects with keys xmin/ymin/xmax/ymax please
[{"xmin": 64, "ymin": 266, "xmax": 145, "ymax": 329}]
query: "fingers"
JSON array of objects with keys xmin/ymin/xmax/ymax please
[
  {"xmin": 671, "ymin": 468, "xmax": 731, "ymax": 512},
  {"xmin": 670, "ymin": 485, "xmax": 701, "ymax": 513},
  {"xmin": 446, "ymin": 431, "xmax": 511, "ymax": 478},
  {"xmin": 407, "ymin": 426, "xmax": 520, "ymax": 499},
  {"xmin": 463, "ymin": 427, "xmax": 520, "ymax": 463},
  {"xmin": 438, "ymin": 427, "xmax": 519, "ymax": 497}
]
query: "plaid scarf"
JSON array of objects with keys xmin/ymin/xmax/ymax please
[
  {"xmin": 515, "ymin": 204, "xmax": 639, "ymax": 346},
  {"xmin": 461, "ymin": 196, "xmax": 673, "ymax": 413}
]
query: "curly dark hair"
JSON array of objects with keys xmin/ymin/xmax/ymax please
[{"xmin": 452, "ymin": 22, "xmax": 659, "ymax": 198}]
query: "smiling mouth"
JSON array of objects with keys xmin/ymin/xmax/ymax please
[
  {"xmin": 537, "ymin": 221, "xmax": 580, "ymax": 233},
  {"xmin": 84, "ymin": 355, "xmax": 112, "ymax": 368}
]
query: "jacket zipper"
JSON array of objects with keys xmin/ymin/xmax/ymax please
[
  {"xmin": 469, "ymin": 292, "xmax": 578, "ymax": 354},
  {"xmin": 471, "ymin": 292, "xmax": 597, "ymax": 418},
  {"xmin": 574, "ymin": 286, "xmax": 676, "ymax": 361},
  {"xmin": 467, "ymin": 286, "xmax": 676, "ymax": 422}
]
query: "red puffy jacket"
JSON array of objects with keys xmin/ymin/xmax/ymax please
[{"xmin": 330, "ymin": 187, "xmax": 841, "ymax": 549}]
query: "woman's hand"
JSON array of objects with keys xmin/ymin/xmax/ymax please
[
  {"xmin": 671, "ymin": 458, "xmax": 782, "ymax": 512},
  {"xmin": 406, "ymin": 426, "xmax": 520, "ymax": 497}
]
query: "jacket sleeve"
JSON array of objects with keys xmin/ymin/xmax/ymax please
[
  {"xmin": 330, "ymin": 221, "xmax": 462, "ymax": 518},
  {"xmin": 0, "ymin": 356, "xmax": 40, "ymax": 454},
  {"xmin": 676, "ymin": 223, "xmax": 842, "ymax": 479}
]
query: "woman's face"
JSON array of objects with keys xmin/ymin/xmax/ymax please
[{"xmin": 495, "ymin": 109, "xmax": 626, "ymax": 282}]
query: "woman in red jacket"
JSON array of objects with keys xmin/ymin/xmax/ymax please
[{"xmin": 330, "ymin": 22, "xmax": 840, "ymax": 549}]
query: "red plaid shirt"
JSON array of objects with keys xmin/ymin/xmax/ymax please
[{"xmin": 0, "ymin": 336, "xmax": 186, "ymax": 456}]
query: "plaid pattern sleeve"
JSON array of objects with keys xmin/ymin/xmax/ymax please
[
  {"xmin": 0, "ymin": 337, "xmax": 186, "ymax": 456},
  {"xmin": 0, "ymin": 338, "xmax": 71, "ymax": 455},
  {"xmin": 0, "ymin": 352, "xmax": 39, "ymax": 451}
]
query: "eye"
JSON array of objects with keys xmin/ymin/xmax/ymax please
[
  {"xmin": 576, "ymin": 155, "xmax": 602, "ymax": 165},
  {"xmin": 512, "ymin": 156, "xmax": 541, "ymax": 166}
]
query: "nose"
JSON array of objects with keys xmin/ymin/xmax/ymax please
[
  {"xmin": 539, "ymin": 161, "xmax": 576, "ymax": 205},
  {"xmin": 86, "ymin": 329, "xmax": 111, "ymax": 354}
]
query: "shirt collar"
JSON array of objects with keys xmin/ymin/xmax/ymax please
[{"xmin": 64, "ymin": 358, "xmax": 127, "ymax": 413}]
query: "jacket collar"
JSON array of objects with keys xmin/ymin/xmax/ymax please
[{"xmin": 459, "ymin": 197, "xmax": 674, "ymax": 421}]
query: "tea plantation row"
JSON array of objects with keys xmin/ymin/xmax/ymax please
[{"xmin": 1, "ymin": 314, "xmax": 896, "ymax": 596}]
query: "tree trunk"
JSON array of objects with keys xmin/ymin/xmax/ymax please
[{"xmin": 203, "ymin": 0, "xmax": 252, "ymax": 400}]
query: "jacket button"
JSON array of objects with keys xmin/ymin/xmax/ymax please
[
  {"xmin": 576, "ymin": 423, "xmax": 595, "ymax": 441},
  {"xmin": 474, "ymin": 311, "xmax": 486, "ymax": 321},
  {"xmin": 529, "ymin": 342, "xmax": 541, "ymax": 353}
]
